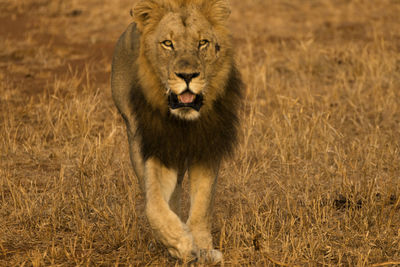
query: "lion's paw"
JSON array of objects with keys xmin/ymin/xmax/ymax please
[
  {"xmin": 167, "ymin": 234, "xmax": 199, "ymax": 262},
  {"xmin": 197, "ymin": 249, "xmax": 223, "ymax": 264}
]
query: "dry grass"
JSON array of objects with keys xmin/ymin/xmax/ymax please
[{"xmin": 1, "ymin": 0, "xmax": 400, "ymax": 266}]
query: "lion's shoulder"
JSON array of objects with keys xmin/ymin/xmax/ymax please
[{"xmin": 111, "ymin": 23, "xmax": 142, "ymax": 116}]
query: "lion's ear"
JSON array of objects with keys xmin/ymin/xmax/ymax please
[
  {"xmin": 132, "ymin": 0, "xmax": 164, "ymax": 32},
  {"xmin": 201, "ymin": 0, "xmax": 231, "ymax": 25}
]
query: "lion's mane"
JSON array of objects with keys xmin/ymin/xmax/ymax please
[{"xmin": 127, "ymin": 0, "xmax": 243, "ymax": 169}]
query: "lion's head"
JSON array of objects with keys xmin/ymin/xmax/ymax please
[{"xmin": 132, "ymin": 0, "xmax": 233, "ymax": 120}]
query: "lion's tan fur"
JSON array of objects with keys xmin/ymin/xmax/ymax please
[{"xmin": 111, "ymin": 0, "xmax": 241, "ymax": 263}]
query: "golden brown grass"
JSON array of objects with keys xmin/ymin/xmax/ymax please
[{"xmin": 1, "ymin": 0, "xmax": 400, "ymax": 265}]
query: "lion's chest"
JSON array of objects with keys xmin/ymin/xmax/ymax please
[{"xmin": 138, "ymin": 113, "xmax": 232, "ymax": 168}]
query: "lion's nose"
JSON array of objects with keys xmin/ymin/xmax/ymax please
[{"xmin": 175, "ymin": 72, "xmax": 200, "ymax": 85}]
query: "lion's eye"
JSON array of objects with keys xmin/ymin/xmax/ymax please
[
  {"xmin": 198, "ymin": 39, "xmax": 209, "ymax": 49},
  {"xmin": 161, "ymin": 40, "xmax": 174, "ymax": 49}
]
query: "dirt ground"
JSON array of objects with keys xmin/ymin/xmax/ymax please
[{"xmin": 1, "ymin": 0, "xmax": 400, "ymax": 266}]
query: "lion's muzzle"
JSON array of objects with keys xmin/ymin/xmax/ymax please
[{"xmin": 168, "ymin": 90, "xmax": 203, "ymax": 111}]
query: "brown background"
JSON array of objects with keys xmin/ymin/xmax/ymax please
[{"xmin": 1, "ymin": 0, "xmax": 400, "ymax": 265}]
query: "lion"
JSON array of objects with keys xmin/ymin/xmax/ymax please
[{"xmin": 111, "ymin": 0, "xmax": 242, "ymax": 263}]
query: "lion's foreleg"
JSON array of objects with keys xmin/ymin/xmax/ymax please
[
  {"xmin": 144, "ymin": 157, "xmax": 198, "ymax": 261},
  {"xmin": 126, "ymin": 127, "xmax": 145, "ymax": 190},
  {"xmin": 187, "ymin": 163, "xmax": 222, "ymax": 263}
]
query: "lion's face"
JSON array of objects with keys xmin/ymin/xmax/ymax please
[{"xmin": 134, "ymin": 0, "xmax": 232, "ymax": 120}]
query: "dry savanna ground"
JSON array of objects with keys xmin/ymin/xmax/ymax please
[{"xmin": 1, "ymin": 0, "xmax": 400, "ymax": 266}]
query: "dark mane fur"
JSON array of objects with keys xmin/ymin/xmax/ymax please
[{"xmin": 130, "ymin": 66, "xmax": 242, "ymax": 170}]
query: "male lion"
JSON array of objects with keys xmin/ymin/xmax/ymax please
[{"xmin": 111, "ymin": 0, "xmax": 242, "ymax": 263}]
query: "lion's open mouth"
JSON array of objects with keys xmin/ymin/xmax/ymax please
[{"xmin": 168, "ymin": 90, "xmax": 203, "ymax": 111}]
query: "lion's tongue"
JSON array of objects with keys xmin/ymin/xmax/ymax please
[{"xmin": 178, "ymin": 92, "xmax": 195, "ymax": 104}]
